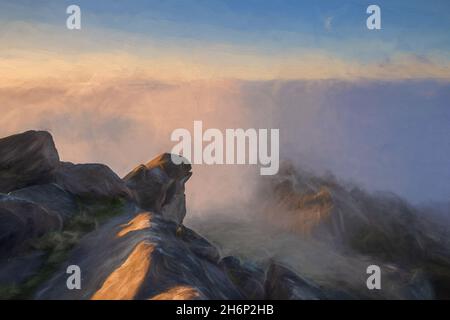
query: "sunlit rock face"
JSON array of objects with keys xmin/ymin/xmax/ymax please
[
  {"xmin": 35, "ymin": 210, "xmax": 244, "ymax": 300},
  {"xmin": 0, "ymin": 130, "xmax": 251, "ymax": 300},
  {"xmin": 0, "ymin": 130, "xmax": 59, "ymax": 193},
  {"xmin": 150, "ymin": 285, "xmax": 204, "ymax": 300},
  {"xmin": 124, "ymin": 153, "xmax": 192, "ymax": 226}
]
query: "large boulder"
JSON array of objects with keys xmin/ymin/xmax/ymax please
[
  {"xmin": 53, "ymin": 162, "xmax": 132, "ymax": 201},
  {"xmin": 0, "ymin": 195, "xmax": 62, "ymax": 259},
  {"xmin": 124, "ymin": 153, "xmax": 192, "ymax": 225},
  {"xmin": 0, "ymin": 131, "xmax": 60, "ymax": 193},
  {"xmin": 10, "ymin": 183, "xmax": 80, "ymax": 222}
]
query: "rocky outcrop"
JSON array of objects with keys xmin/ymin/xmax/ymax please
[
  {"xmin": 0, "ymin": 130, "xmax": 131, "ymax": 202},
  {"xmin": 0, "ymin": 131, "xmax": 59, "ymax": 193},
  {"xmin": 259, "ymin": 162, "xmax": 439, "ymax": 263},
  {"xmin": 53, "ymin": 162, "xmax": 132, "ymax": 201},
  {"xmin": 257, "ymin": 161, "xmax": 450, "ymax": 299},
  {"xmin": 35, "ymin": 211, "xmax": 243, "ymax": 300},
  {"xmin": 124, "ymin": 153, "xmax": 192, "ymax": 226},
  {"xmin": 0, "ymin": 130, "xmax": 249, "ymax": 300},
  {"xmin": 0, "ymin": 130, "xmax": 448, "ymax": 300}
]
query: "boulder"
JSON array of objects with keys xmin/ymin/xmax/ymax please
[
  {"xmin": 10, "ymin": 183, "xmax": 80, "ymax": 222},
  {"xmin": 0, "ymin": 195, "xmax": 62, "ymax": 259},
  {"xmin": 53, "ymin": 162, "xmax": 132, "ymax": 200},
  {"xmin": 0, "ymin": 131, "xmax": 59, "ymax": 193},
  {"xmin": 124, "ymin": 153, "xmax": 192, "ymax": 225}
]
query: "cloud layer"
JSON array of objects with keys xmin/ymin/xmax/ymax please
[{"xmin": 1, "ymin": 78, "xmax": 449, "ymax": 207}]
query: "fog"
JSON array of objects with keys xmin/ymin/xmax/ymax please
[
  {"xmin": 2, "ymin": 77, "xmax": 449, "ymax": 297},
  {"xmin": 1, "ymin": 78, "xmax": 449, "ymax": 208}
]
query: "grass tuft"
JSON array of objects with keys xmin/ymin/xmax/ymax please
[{"xmin": 0, "ymin": 197, "xmax": 126, "ymax": 299}]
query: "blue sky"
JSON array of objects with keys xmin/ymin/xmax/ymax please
[
  {"xmin": 2, "ymin": 0, "xmax": 450, "ymax": 60},
  {"xmin": 2, "ymin": 0, "xmax": 450, "ymax": 81}
]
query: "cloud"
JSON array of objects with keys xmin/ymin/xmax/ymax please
[
  {"xmin": 1, "ymin": 78, "xmax": 449, "ymax": 207},
  {"xmin": 2, "ymin": 49, "xmax": 450, "ymax": 85},
  {"xmin": 1, "ymin": 21, "xmax": 450, "ymax": 85}
]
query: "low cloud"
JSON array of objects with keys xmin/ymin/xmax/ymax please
[{"xmin": 1, "ymin": 78, "xmax": 449, "ymax": 211}]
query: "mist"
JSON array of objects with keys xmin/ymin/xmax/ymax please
[
  {"xmin": 2, "ymin": 77, "xmax": 449, "ymax": 297},
  {"xmin": 1, "ymin": 78, "xmax": 449, "ymax": 207}
]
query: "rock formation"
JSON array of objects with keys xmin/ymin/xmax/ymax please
[
  {"xmin": 0, "ymin": 130, "xmax": 279, "ymax": 300},
  {"xmin": 0, "ymin": 130, "xmax": 448, "ymax": 300},
  {"xmin": 123, "ymin": 153, "xmax": 192, "ymax": 226}
]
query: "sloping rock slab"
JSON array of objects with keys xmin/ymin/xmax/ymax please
[{"xmin": 35, "ymin": 210, "xmax": 243, "ymax": 300}]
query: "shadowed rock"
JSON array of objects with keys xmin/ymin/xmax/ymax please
[
  {"xmin": 0, "ymin": 251, "xmax": 45, "ymax": 289},
  {"xmin": 9, "ymin": 183, "xmax": 80, "ymax": 222},
  {"xmin": 0, "ymin": 195, "xmax": 62, "ymax": 259},
  {"xmin": 124, "ymin": 153, "xmax": 192, "ymax": 225},
  {"xmin": 54, "ymin": 162, "xmax": 132, "ymax": 200},
  {"xmin": 264, "ymin": 262, "xmax": 325, "ymax": 300},
  {"xmin": 0, "ymin": 131, "xmax": 59, "ymax": 193},
  {"xmin": 220, "ymin": 256, "xmax": 265, "ymax": 299},
  {"xmin": 179, "ymin": 227, "xmax": 221, "ymax": 264}
]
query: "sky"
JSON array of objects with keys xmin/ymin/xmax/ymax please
[
  {"xmin": 0, "ymin": 0, "xmax": 449, "ymax": 205},
  {"xmin": 1, "ymin": 0, "xmax": 450, "ymax": 82}
]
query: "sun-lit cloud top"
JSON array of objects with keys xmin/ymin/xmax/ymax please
[{"xmin": 1, "ymin": 0, "xmax": 450, "ymax": 83}]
